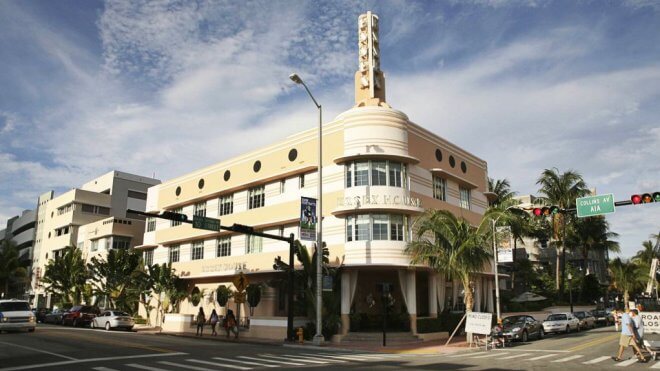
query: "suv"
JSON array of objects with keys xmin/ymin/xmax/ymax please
[
  {"xmin": 0, "ymin": 299, "xmax": 36, "ymax": 333},
  {"xmin": 61, "ymin": 305, "xmax": 99, "ymax": 327}
]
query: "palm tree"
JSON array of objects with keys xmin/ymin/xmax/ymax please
[
  {"xmin": 632, "ymin": 240, "xmax": 659, "ymax": 268},
  {"xmin": 0, "ymin": 240, "xmax": 28, "ymax": 298},
  {"xmin": 488, "ymin": 178, "xmax": 516, "ymax": 206},
  {"xmin": 536, "ymin": 168, "xmax": 589, "ymax": 297},
  {"xmin": 40, "ymin": 246, "xmax": 88, "ymax": 305},
  {"xmin": 609, "ymin": 258, "xmax": 644, "ymax": 306},
  {"xmin": 88, "ymin": 248, "xmax": 142, "ymax": 312},
  {"xmin": 406, "ymin": 210, "xmax": 491, "ymax": 313}
]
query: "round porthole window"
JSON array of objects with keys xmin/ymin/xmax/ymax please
[
  {"xmin": 175, "ymin": 186, "xmax": 182, "ymax": 196},
  {"xmin": 224, "ymin": 170, "xmax": 231, "ymax": 181},
  {"xmin": 435, "ymin": 149, "xmax": 443, "ymax": 162},
  {"xmin": 48, "ymin": 232, "xmax": 51, "ymax": 238},
  {"xmin": 51, "ymin": 211, "xmax": 54, "ymax": 218},
  {"xmin": 449, "ymin": 156, "xmax": 456, "ymax": 168},
  {"xmin": 288, "ymin": 148, "xmax": 298, "ymax": 162},
  {"xmin": 461, "ymin": 161, "xmax": 467, "ymax": 174},
  {"xmin": 198, "ymin": 179, "xmax": 205, "ymax": 189},
  {"xmin": 253, "ymin": 160, "xmax": 262, "ymax": 173}
]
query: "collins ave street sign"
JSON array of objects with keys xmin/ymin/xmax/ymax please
[{"xmin": 576, "ymin": 194, "xmax": 615, "ymax": 218}]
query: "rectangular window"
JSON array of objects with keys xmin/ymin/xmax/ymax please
[
  {"xmin": 372, "ymin": 214, "xmax": 389, "ymax": 240},
  {"xmin": 354, "ymin": 162, "xmax": 369, "ymax": 186},
  {"xmin": 90, "ymin": 239, "xmax": 99, "ymax": 252},
  {"xmin": 279, "ymin": 179, "xmax": 286, "ymax": 194},
  {"xmin": 57, "ymin": 203, "xmax": 73, "ymax": 215},
  {"xmin": 346, "ymin": 216, "xmax": 353, "ymax": 242},
  {"xmin": 460, "ymin": 187, "xmax": 471, "ymax": 210},
  {"xmin": 80, "ymin": 204, "xmax": 110, "ymax": 215},
  {"xmin": 194, "ymin": 201, "xmax": 206, "ymax": 217},
  {"xmin": 146, "ymin": 217, "xmax": 156, "ymax": 232},
  {"xmin": 299, "ymin": 174, "xmax": 305, "ymax": 188},
  {"xmin": 345, "ymin": 164, "xmax": 352, "ymax": 188},
  {"xmin": 389, "ymin": 162, "xmax": 403, "ymax": 187},
  {"xmin": 127, "ymin": 190, "xmax": 147, "ymax": 200},
  {"xmin": 355, "ymin": 215, "xmax": 370, "ymax": 241},
  {"xmin": 390, "ymin": 215, "xmax": 404, "ymax": 241},
  {"xmin": 217, "ymin": 237, "xmax": 231, "ymax": 257},
  {"xmin": 246, "ymin": 234, "xmax": 263, "ymax": 254},
  {"xmin": 171, "ymin": 207, "xmax": 183, "ymax": 227},
  {"xmin": 112, "ymin": 237, "xmax": 131, "ymax": 249},
  {"xmin": 248, "ymin": 186, "xmax": 265, "ymax": 209},
  {"xmin": 169, "ymin": 245, "xmax": 180, "ymax": 263},
  {"xmin": 371, "ymin": 161, "xmax": 387, "ymax": 186},
  {"xmin": 433, "ymin": 176, "xmax": 447, "ymax": 201},
  {"xmin": 218, "ymin": 194, "xmax": 234, "ymax": 216},
  {"xmin": 144, "ymin": 250, "xmax": 154, "ymax": 266},
  {"xmin": 191, "ymin": 241, "xmax": 204, "ymax": 260}
]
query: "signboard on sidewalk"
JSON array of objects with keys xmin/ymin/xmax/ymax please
[
  {"xmin": 640, "ymin": 312, "xmax": 660, "ymax": 334},
  {"xmin": 300, "ymin": 197, "xmax": 317, "ymax": 241},
  {"xmin": 496, "ymin": 226, "xmax": 514, "ymax": 263},
  {"xmin": 465, "ymin": 312, "xmax": 493, "ymax": 335}
]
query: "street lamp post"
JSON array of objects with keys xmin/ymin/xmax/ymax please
[
  {"xmin": 289, "ymin": 73, "xmax": 324, "ymax": 345},
  {"xmin": 491, "ymin": 205, "xmax": 519, "ymax": 323},
  {"xmin": 568, "ymin": 272, "xmax": 574, "ymax": 313}
]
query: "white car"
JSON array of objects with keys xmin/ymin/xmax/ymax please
[
  {"xmin": 543, "ymin": 312, "xmax": 580, "ymax": 334},
  {"xmin": 0, "ymin": 299, "xmax": 36, "ymax": 333},
  {"xmin": 91, "ymin": 310, "xmax": 135, "ymax": 331}
]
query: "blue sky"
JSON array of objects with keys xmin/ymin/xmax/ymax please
[{"xmin": 1, "ymin": 0, "xmax": 658, "ymax": 258}]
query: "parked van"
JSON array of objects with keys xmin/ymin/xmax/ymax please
[{"xmin": 0, "ymin": 299, "xmax": 36, "ymax": 333}]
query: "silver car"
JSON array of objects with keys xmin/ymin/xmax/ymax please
[{"xmin": 91, "ymin": 310, "xmax": 134, "ymax": 331}]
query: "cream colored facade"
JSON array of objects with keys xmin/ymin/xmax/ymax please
[
  {"xmin": 33, "ymin": 171, "xmax": 160, "ymax": 307},
  {"xmin": 139, "ymin": 12, "xmax": 495, "ymax": 339}
]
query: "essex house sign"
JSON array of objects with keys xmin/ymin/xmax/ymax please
[{"xmin": 336, "ymin": 194, "xmax": 422, "ymax": 208}]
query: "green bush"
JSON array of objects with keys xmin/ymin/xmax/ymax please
[
  {"xmin": 134, "ymin": 317, "xmax": 148, "ymax": 325},
  {"xmin": 417, "ymin": 317, "xmax": 443, "ymax": 333}
]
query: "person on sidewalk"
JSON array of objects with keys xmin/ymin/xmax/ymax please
[
  {"xmin": 634, "ymin": 305, "xmax": 647, "ymax": 356},
  {"xmin": 196, "ymin": 307, "xmax": 206, "ymax": 337},
  {"xmin": 613, "ymin": 309, "xmax": 647, "ymax": 363},
  {"xmin": 209, "ymin": 309, "xmax": 219, "ymax": 336},
  {"xmin": 224, "ymin": 309, "xmax": 238, "ymax": 339}
]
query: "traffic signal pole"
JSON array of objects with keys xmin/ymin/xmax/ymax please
[{"xmin": 127, "ymin": 209, "xmax": 297, "ymax": 342}]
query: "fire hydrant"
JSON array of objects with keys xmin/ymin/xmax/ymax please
[{"xmin": 296, "ymin": 327, "xmax": 304, "ymax": 344}]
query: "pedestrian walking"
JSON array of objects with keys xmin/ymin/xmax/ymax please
[
  {"xmin": 614, "ymin": 309, "xmax": 621, "ymax": 332},
  {"xmin": 612, "ymin": 309, "xmax": 647, "ymax": 363},
  {"xmin": 209, "ymin": 309, "xmax": 219, "ymax": 336},
  {"xmin": 196, "ymin": 307, "xmax": 206, "ymax": 337},
  {"xmin": 634, "ymin": 305, "xmax": 647, "ymax": 355},
  {"xmin": 224, "ymin": 309, "xmax": 238, "ymax": 339}
]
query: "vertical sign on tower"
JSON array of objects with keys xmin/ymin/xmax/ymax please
[
  {"xmin": 496, "ymin": 226, "xmax": 514, "ymax": 263},
  {"xmin": 300, "ymin": 197, "xmax": 317, "ymax": 241}
]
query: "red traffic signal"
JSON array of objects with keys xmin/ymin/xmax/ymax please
[
  {"xmin": 631, "ymin": 192, "xmax": 660, "ymax": 205},
  {"xmin": 160, "ymin": 211, "xmax": 188, "ymax": 222},
  {"xmin": 532, "ymin": 206, "xmax": 560, "ymax": 216}
]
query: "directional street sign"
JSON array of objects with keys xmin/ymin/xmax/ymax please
[
  {"xmin": 576, "ymin": 193, "xmax": 615, "ymax": 218},
  {"xmin": 192, "ymin": 215, "xmax": 221, "ymax": 231}
]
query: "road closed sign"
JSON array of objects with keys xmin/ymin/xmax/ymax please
[
  {"xmin": 465, "ymin": 312, "xmax": 493, "ymax": 335},
  {"xmin": 640, "ymin": 312, "xmax": 660, "ymax": 334}
]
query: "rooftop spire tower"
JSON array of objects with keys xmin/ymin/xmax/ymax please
[{"xmin": 355, "ymin": 11, "xmax": 389, "ymax": 107}]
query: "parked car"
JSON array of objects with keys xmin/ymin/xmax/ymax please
[
  {"xmin": 44, "ymin": 308, "xmax": 68, "ymax": 324},
  {"xmin": 497, "ymin": 315, "xmax": 545, "ymax": 342},
  {"xmin": 91, "ymin": 310, "xmax": 135, "ymax": 331},
  {"xmin": 592, "ymin": 309, "xmax": 614, "ymax": 326},
  {"xmin": 543, "ymin": 312, "xmax": 580, "ymax": 334},
  {"xmin": 61, "ymin": 305, "xmax": 99, "ymax": 327},
  {"xmin": 0, "ymin": 299, "xmax": 36, "ymax": 333},
  {"xmin": 574, "ymin": 311, "xmax": 596, "ymax": 330},
  {"xmin": 32, "ymin": 308, "xmax": 50, "ymax": 323}
]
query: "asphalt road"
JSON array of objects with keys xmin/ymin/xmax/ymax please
[{"xmin": 0, "ymin": 324, "xmax": 658, "ymax": 370}]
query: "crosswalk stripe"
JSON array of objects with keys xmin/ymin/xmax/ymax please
[
  {"xmin": 125, "ymin": 364, "xmax": 169, "ymax": 371},
  {"xmin": 582, "ymin": 356, "xmax": 611, "ymax": 364},
  {"xmin": 448, "ymin": 352, "xmax": 479, "ymax": 358},
  {"xmin": 283, "ymin": 354, "xmax": 347, "ymax": 362},
  {"xmin": 352, "ymin": 354, "xmax": 401, "ymax": 359},
  {"xmin": 470, "ymin": 352, "xmax": 509, "ymax": 359},
  {"xmin": 212, "ymin": 357, "xmax": 278, "ymax": 368},
  {"xmin": 500, "ymin": 353, "xmax": 531, "ymax": 359},
  {"xmin": 237, "ymin": 356, "xmax": 304, "ymax": 366},
  {"xmin": 158, "ymin": 361, "xmax": 218, "ymax": 371},
  {"xmin": 300, "ymin": 353, "xmax": 374, "ymax": 361},
  {"xmin": 615, "ymin": 358, "xmax": 640, "ymax": 367},
  {"xmin": 187, "ymin": 359, "xmax": 253, "ymax": 370},
  {"xmin": 259, "ymin": 354, "xmax": 329, "ymax": 364},
  {"xmin": 552, "ymin": 355, "xmax": 583, "ymax": 363},
  {"xmin": 528, "ymin": 354, "xmax": 558, "ymax": 361},
  {"xmin": 649, "ymin": 361, "xmax": 660, "ymax": 369},
  {"xmin": 93, "ymin": 368, "xmax": 120, "ymax": 371}
]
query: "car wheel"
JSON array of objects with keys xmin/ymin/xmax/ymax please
[
  {"xmin": 539, "ymin": 329, "xmax": 545, "ymax": 339},
  {"xmin": 73, "ymin": 319, "xmax": 78, "ymax": 327},
  {"xmin": 566, "ymin": 325, "xmax": 570, "ymax": 333},
  {"xmin": 28, "ymin": 328, "xmax": 35, "ymax": 333},
  {"xmin": 90, "ymin": 321, "xmax": 95, "ymax": 329},
  {"xmin": 522, "ymin": 331, "xmax": 529, "ymax": 342},
  {"xmin": 105, "ymin": 322, "xmax": 111, "ymax": 331}
]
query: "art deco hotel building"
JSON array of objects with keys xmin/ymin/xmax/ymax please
[{"xmin": 140, "ymin": 12, "xmax": 495, "ymax": 339}]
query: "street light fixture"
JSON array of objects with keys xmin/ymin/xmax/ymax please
[
  {"xmin": 568, "ymin": 272, "xmax": 574, "ymax": 313},
  {"xmin": 289, "ymin": 73, "xmax": 324, "ymax": 345},
  {"xmin": 491, "ymin": 205, "xmax": 520, "ymax": 323}
]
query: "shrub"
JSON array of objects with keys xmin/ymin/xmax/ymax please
[{"xmin": 417, "ymin": 317, "xmax": 443, "ymax": 333}]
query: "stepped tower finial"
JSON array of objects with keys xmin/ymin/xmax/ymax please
[{"xmin": 355, "ymin": 11, "xmax": 389, "ymax": 107}]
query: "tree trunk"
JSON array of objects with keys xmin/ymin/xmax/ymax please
[
  {"xmin": 624, "ymin": 291, "xmax": 630, "ymax": 309},
  {"xmin": 464, "ymin": 279, "xmax": 474, "ymax": 344},
  {"xmin": 512, "ymin": 239, "xmax": 517, "ymax": 291}
]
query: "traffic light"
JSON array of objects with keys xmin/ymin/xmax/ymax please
[
  {"xmin": 159, "ymin": 211, "xmax": 188, "ymax": 222},
  {"xmin": 532, "ymin": 206, "xmax": 560, "ymax": 216},
  {"xmin": 232, "ymin": 223, "xmax": 255, "ymax": 234},
  {"xmin": 631, "ymin": 192, "xmax": 660, "ymax": 205}
]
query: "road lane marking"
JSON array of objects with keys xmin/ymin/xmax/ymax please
[
  {"xmin": 258, "ymin": 354, "xmax": 329, "ymax": 364},
  {"xmin": 552, "ymin": 355, "xmax": 584, "ymax": 363},
  {"xmin": 237, "ymin": 356, "xmax": 303, "ymax": 366},
  {"xmin": 500, "ymin": 353, "xmax": 531, "ymax": 359},
  {"xmin": 212, "ymin": 357, "xmax": 278, "ymax": 368},
  {"xmin": 38, "ymin": 329, "xmax": 175, "ymax": 353},
  {"xmin": 615, "ymin": 358, "xmax": 640, "ymax": 367},
  {"xmin": 528, "ymin": 354, "xmax": 559, "ymax": 361},
  {"xmin": 470, "ymin": 352, "xmax": 509, "ymax": 359},
  {"xmin": 448, "ymin": 352, "xmax": 479, "ymax": 358},
  {"xmin": 159, "ymin": 361, "xmax": 220, "ymax": 370},
  {"xmin": 283, "ymin": 353, "xmax": 346, "ymax": 362},
  {"xmin": 187, "ymin": 359, "xmax": 253, "ymax": 370},
  {"xmin": 126, "ymin": 364, "xmax": 170, "ymax": 371},
  {"xmin": 93, "ymin": 368, "xmax": 120, "ymax": 371},
  {"xmin": 0, "ymin": 341, "xmax": 77, "ymax": 360},
  {"xmin": 567, "ymin": 333, "xmax": 619, "ymax": 352},
  {"xmin": 582, "ymin": 356, "xmax": 611, "ymax": 364},
  {"xmin": 300, "ymin": 353, "xmax": 374, "ymax": 361},
  {"xmin": 650, "ymin": 361, "xmax": 660, "ymax": 369},
  {"xmin": 0, "ymin": 352, "xmax": 187, "ymax": 371}
]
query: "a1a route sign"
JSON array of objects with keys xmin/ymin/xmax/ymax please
[
  {"xmin": 576, "ymin": 193, "xmax": 615, "ymax": 218},
  {"xmin": 192, "ymin": 215, "xmax": 221, "ymax": 231}
]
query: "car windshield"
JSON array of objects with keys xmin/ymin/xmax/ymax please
[
  {"xmin": 548, "ymin": 314, "xmax": 567, "ymax": 321},
  {"xmin": 575, "ymin": 312, "xmax": 585, "ymax": 319},
  {"xmin": 503, "ymin": 316, "xmax": 524, "ymax": 325},
  {"xmin": 112, "ymin": 311, "xmax": 129, "ymax": 316},
  {"xmin": 0, "ymin": 302, "xmax": 31, "ymax": 311}
]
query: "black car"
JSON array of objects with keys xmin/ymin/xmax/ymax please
[
  {"xmin": 592, "ymin": 310, "xmax": 614, "ymax": 326},
  {"xmin": 32, "ymin": 308, "xmax": 50, "ymax": 323},
  {"xmin": 495, "ymin": 315, "xmax": 545, "ymax": 342},
  {"xmin": 44, "ymin": 308, "xmax": 68, "ymax": 324}
]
